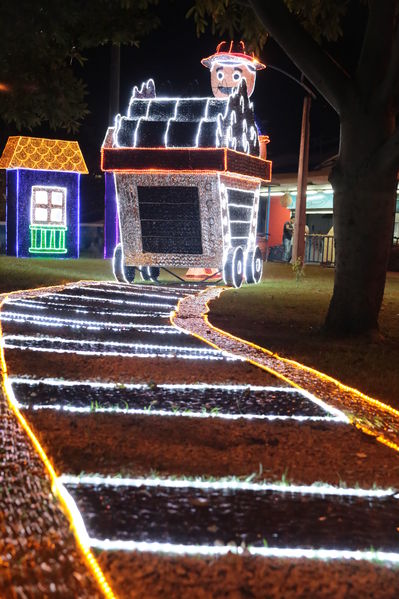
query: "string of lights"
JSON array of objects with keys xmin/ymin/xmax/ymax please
[
  {"xmin": 60, "ymin": 474, "xmax": 393, "ymax": 498},
  {"xmin": 1, "ymin": 310, "xmax": 181, "ymax": 334},
  {"xmin": 0, "ymin": 294, "xmax": 116, "ymax": 598},
  {"xmin": 4, "ymin": 297, "xmax": 170, "ymax": 318},
  {"xmin": 10, "ymin": 376, "xmax": 347, "ymax": 421},
  {"xmin": 87, "ymin": 538, "xmax": 399, "ymax": 563},
  {"xmin": 31, "ymin": 291, "xmax": 178, "ymax": 309},
  {"xmin": 172, "ymin": 289, "xmax": 399, "ymax": 452},
  {"xmin": 3, "ymin": 333, "xmax": 241, "ymax": 361},
  {"xmin": 16, "ymin": 403, "xmax": 342, "ymax": 422}
]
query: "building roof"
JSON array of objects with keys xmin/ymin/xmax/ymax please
[{"xmin": 0, "ymin": 136, "xmax": 88, "ymax": 173}]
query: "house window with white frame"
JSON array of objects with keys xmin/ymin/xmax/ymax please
[{"xmin": 31, "ymin": 186, "xmax": 67, "ymax": 226}]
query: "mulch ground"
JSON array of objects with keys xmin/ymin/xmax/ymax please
[
  {"xmin": 0, "ymin": 389, "xmax": 102, "ymax": 599},
  {"xmin": 97, "ymin": 550, "xmax": 399, "ymax": 599},
  {"xmin": 24, "ymin": 411, "xmax": 399, "ymax": 489},
  {"xmin": 5, "ymin": 349, "xmax": 274, "ymax": 386}
]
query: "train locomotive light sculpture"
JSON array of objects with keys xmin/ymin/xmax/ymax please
[{"xmin": 101, "ymin": 77, "xmax": 272, "ymax": 288}]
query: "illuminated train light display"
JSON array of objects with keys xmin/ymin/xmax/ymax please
[{"xmin": 102, "ymin": 44, "xmax": 271, "ymax": 287}]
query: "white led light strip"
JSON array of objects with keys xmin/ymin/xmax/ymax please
[
  {"xmin": 62, "ymin": 475, "xmax": 399, "ymax": 562},
  {"xmin": 16, "ymin": 403, "xmax": 341, "ymax": 423},
  {"xmin": 4, "ymin": 300, "xmax": 47, "ymax": 310},
  {"xmin": 4, "ymin": 334, "xmax": 240, "ymax": 361},
  {"xmin": 76, "ymin": 286, "xmax": 183, "ymax": 302},
  {"xmin": 4, "ymin": 298, "xmax": 170, "ymax": 318},
  {"xmin": 60, "ymin": 474, "xmax": 394, "ymax": 498},
  {"xmin": 37, "ymin": 292, "xmax": 177, "ymax": 309},
  {"xmin": 102, "ymin": 282, "xmax": 196, "ymax": 295},
  {"xmin": 1, "ymin": 311, "xmax": 181, "ymax": 335},
  {"xmin": 8, "ymin": 378, "xmax": 348, "ymax": 422},
  {"xmin": 86, "ymin": 539, "xmax": 399, "ymax": 563},
  {"xmin": 8, "ymin": 377, "xmax": 298, "ymax": 391},
  {"xmin": 228, "ymin": 203, "xmax": 252, "ymax": 209}
]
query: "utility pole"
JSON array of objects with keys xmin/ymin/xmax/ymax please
[{"xmin": 292, "ymin": 91, "xmax": 311, "ymax": 264}]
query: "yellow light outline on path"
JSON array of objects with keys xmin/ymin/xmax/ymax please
[
  {"xmin": 0, "ymin": 284, "xmax": 117, "ymax": 599},
  {"xmin": 171, "ymin": 287, "xmax": 399, "ymax": 454}
]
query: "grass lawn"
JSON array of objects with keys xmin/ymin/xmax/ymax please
[
  {"xmin": 0, "ymin": 256, "xmax": 190, "ymax": 293},
  {"xmin": 209, "ymin": 262, "xmax": 399, "ymax": 409},
  {"xmin": 0, "ymin": 255, "xmax": 113, "ymax": 293},
  {"xmin": 1, "ymin": 256, "xmax": 398, "ymax": 408}
]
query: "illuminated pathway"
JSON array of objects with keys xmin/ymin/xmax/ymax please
[
  {"xmin": 2, "ymin": 281, "xmax": 399, "ymax": 598},
  {"xmin": 174, "ymin": 286, "xmax": 399, "ymax": 451}
]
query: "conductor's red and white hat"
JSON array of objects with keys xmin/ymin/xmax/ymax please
[{"xmin": 201, "ymin": 41, "xmax": 266, "ymax": 71}]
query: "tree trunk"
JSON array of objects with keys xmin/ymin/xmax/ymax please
[{"xmin": 326, "ymin": 109, "xmax": 397, "ymax": 335}]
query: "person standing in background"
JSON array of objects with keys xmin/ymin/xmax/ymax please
[{"xmin": 283, "ymin": 216, "xmax": 295, "ymax": 262}]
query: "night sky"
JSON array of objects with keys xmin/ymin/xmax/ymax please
[
  {"xmin": 0, "ymin": 1, "xmax": 344, "ymax": 221},
  {"xmin": 78, "ymin": 4, "xmax": 340, "ymax": 173}
]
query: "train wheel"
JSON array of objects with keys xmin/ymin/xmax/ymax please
[
  {"xmin": 113, "ymin": 244, "xmax": 125, "ymax": 283},
  {"xmin": 245, "ymin": 246, "xmax": 263, "ymax": 284},
  {"xmin": 148, "ymin": 266, "xmax": 160, "ymax": 282},
  {"xmin": 123, "ymin": 264, "xmax": 136, "ymax": 284},
  {"xmin": 223, "ymin": 246, "xmax": 244, "ymax": 288},
  {"xmin": 140, "ymin": 266, "xmax": 160, "ymax": 282},
  {"xmin": 140, "ymin": 267, "xmax": 151, "ymax": 281}
]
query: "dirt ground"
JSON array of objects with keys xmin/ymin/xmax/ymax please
[
  {"xmin": 97, "ymin": 550, "xmax": 399, "ymax": 599},
  {"xmin": 25, "ymin": 411, "xmax": 399, "ymax": 489},
  {"xmin": 4, "ymin": 283, "xmax": 399, "ymax": 598}
]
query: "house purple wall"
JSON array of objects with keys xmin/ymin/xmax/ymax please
[{"xmin": 104, "ymin": 172, "xmax": 119, "ymax": 258}]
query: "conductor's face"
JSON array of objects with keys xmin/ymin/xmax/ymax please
[{"xmin": 210, "ymin": 63, "xmax": 256, "ymax": 98}]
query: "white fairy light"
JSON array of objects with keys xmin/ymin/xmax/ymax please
[
  {"xmin": 62, "ymin": 474, "xmax": 399, "ymax": 564},
  {"xmin": 3, "ymin": 298, "xmax": 170, "ymax": 318},
  {"xmin": 224, "ymin": 186, "xmax": 258, "ymax": 255},
  {"xmin": 3, "ymin": 345, "xmax": 232, "ymax": 361},
  {"xmin": 60, "ymin": 474, "xmax": 393, "ymax": 499},
  {"xmin": 3, "ymin": 299, "xmax": 47, "ymax": 310},
  {"xmin": 30, "ymin": 292, "xmax": 177, "ymax": 309},
  {"xmin": 16, "ymin": 403, "xmax": 342, "ymax": 423},
  {"xmin": 80, "ymin": 285, "xmax": 183, "ymax": 301},
  {"xmin": 3, "ymin": 334, "xmax": 240, "ymax": 361},
  {"xmin": 87, "ymin": 538, "xmax": 399, "ymax": 564},
  {"xmin": 103, "ymin": 282, "xmax": 197, "ymax": 295},
  {"xmin": 9, "ymin": 377, "xmax": 348, "ymax": 422},
  {"xmin": 228, "ymin": 204, "xmax": 252, "ymax": 209},
  {"xmin": 5, "ymin": 377, "xmax": 321, "ymax": 393},
  {"xmin": 119, "ymin": 93, "xmax": 230, "ymax": 150},
  {"xmin": 6, "ymin": 377, "xmax": 338, "ymax": 397},
  {"xmin": 1, "ymin": 311, "xmax": 181, "ymax": 335},
  {"xmin": 293, "ymin": 388, "xmax": 349, "ymax": 422}
]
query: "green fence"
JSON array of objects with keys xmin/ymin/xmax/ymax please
[{"xmin": 29, "ymin": 225, "xmax": 67, "ymax": 254}]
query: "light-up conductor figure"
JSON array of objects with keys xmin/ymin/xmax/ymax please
[{"xmin": 201, "ymin": 40, "xmax": 265, "ymax": 98}]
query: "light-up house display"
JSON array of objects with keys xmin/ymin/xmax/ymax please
[
  {"xmin": 0, "ymin": 136, "xmax": 88, "ymax": 258},
  {"xmin": 102, "ymin": 72, "xmax": 272, "ymax": 287}
]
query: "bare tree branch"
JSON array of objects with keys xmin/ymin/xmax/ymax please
[
  {"xmin": 356, "ymin": 0, "xmax": 397, "ymax": 103},
  {"xmin": 248, "ymin": 0, "xmax": 353, "ymax": 114}
]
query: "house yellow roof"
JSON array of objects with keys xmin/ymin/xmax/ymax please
[{"xmin": 0, "ymin": 136, "xmax": 88, "ymax": 173}]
